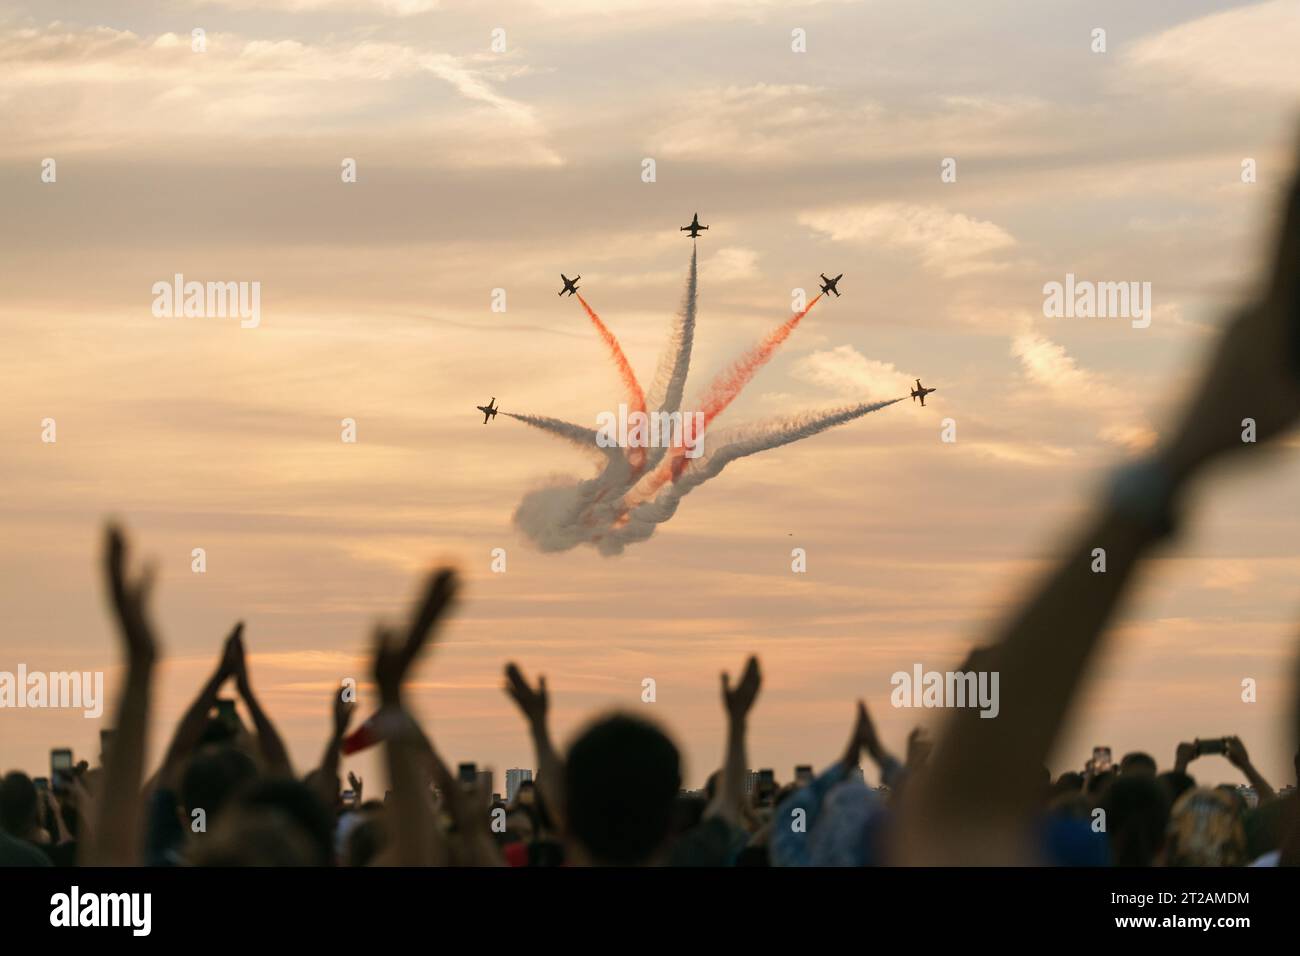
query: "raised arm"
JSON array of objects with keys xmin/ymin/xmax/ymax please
[
  {"xmin": 857, "ymin": 697, "xmax": 903, "ymax": 787},
  {"xmin": 1225, "ymin": 736, "xmax": 1276, "ymax": 803},
  {"xmin": 372, "ymin": 570, "xmax": 459, "ymax": 866},
  {"xmin": 705, "ymin": 655, "xmax": 761, "ymax": 826},
  {"xmin": 900, "ymin": 464, "xmax": 1199, "ymax": 862},
  {"xmin": 900, "ymin": 158, "xmax": 1300, "ymax": 864},
  {"xmin": 43, "ymin": 789, "xmax": 72, "ymax": 845},
  {"xmin": 153, "ymin": 623, "xmax": 242, "ymax": 792},
  {"xmin": 347, "ymin": 771, "xmax": 363, "ymax": 804},
  {"xmin": 1173, "ymin": 740, "xmax": 1197, "ymax": 776},
  {"xmin": 504, "ymin": 663, "xmax": 565, "ymax": 832},
  {"xmin": 375, "ymin": 638, "xmax": 440, "ymax": 867},
  {"xmin": 84, "ymin": 524, "xmax": 159, "ymax": 866},
  {"xmin": 311, "ymin": 688, "xmax": 356, "ymax": 809},
  {"xmin": 228, "ymin": 629, "xmax": 293, "ymax": 777}
]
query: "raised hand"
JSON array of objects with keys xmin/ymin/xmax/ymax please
[
  {"xmin": 841, "ymin": 701, "xmax": 868, "ymax": 768},
  {"xmin": 88, "ymin": 523, "xmax": 159, "ymax": 865},
  {"xmin": 373, "ymin": 570, "xmax": 458, "ymax": 705},
  {"xmin": 502, "ymin": 662, "xmax": 566, "ymax": 831},
  {"xmin": 839, "ymin": 699, "xmax": 890, "ymax": 771},
  {"xmin": 225, "ymin": 622, "xmax": 292, "ymax": 776},
  {"xmin": 721, "ymin": 656, "xmax": 762, "ymax": 723},
  {"xmin": 348, "ymin": 771, "xmax": 363, "ymax": 802},
  {"xmin": 504, "ymin": 663, "xmax": 549, "ymax": 728},
  {"xmin": 219, "ymin": 622, "xmax": 245, "ymax": 681},
  {"xmin": 104, "ymin": 524, "xmax": 158, "ymax": 665},
  {"xmin": 373, "ymin": 626, "xmax": 406, "ymax": 706},
  {"xmin": 1224, "ymin": 735, "xmax": 1276, "ymax": 802},
  {"xmin": 310, "ymin": 685, "xmax": 359, "ymax": 808},
  {"xmin": 1225, "ymin": 735, "xmax": 1250, "ymax": 769},
  {"xmin": 333, "ymin": 688, "xmax": 356, "ymax": 739},
  {"xmin": 229, "ymin": 631, "xmax": 258, "ymax": 701},
  {"xmin": 367, "ymin": 568, "xmax": 460, "ymax": 865},
  {"xmin": 708, "ymin": 656, "xmax": 763, "ymax": 825},
  {"xmin": 155, "ymin": 621, "xmax": 246, "ymax": 791},
  {"xmin": 858, "ymin": 699, "xmax": 884, "ymax": 761}
]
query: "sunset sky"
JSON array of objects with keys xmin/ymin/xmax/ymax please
[{"xmin": 3, "ymin": 0, "xmax": 1300, "ymax": 792}]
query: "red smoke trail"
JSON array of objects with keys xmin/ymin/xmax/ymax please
[
  {"xmin": 577, "ymin": 293, "xmax": 646, "ymax": 469},
  {"xmin": 642, "ymin": 292, "xmax": 824, "ymax": 490},
  {"xmin": 697, "ymin": 292, "xmax": 822, "ymax": 426}
]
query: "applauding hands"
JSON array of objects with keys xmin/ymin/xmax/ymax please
[{"xmin": 374, "ymin": 570, "xmax": 458, "ymax": 706}]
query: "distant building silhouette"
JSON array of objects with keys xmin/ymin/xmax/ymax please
[{"xmin": 506, "ymin": 768, "xmax": 533, "ymax": 803}]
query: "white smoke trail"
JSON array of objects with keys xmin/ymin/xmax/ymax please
[
  {"xmin": 605, "ymin": 398, "xmax": 903, "ymax": 553},
  {"xmin": 506, "ymin": 411, "xmax": 636, "ymax": 551},
  {"xmin": 644, "ymin": 247, "xmax": 698, "ymax": 417},
  {"xmin": 502, "ymin": 412, "xmax": 608, "ymax": 456},
  {"xmin": 639, "ymin": 248, "xmax": 698, "ymax": 474}
]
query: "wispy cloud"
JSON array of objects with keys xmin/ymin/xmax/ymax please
[
  {"xmin": 790, "ymin": 345, "xmax": 915, "ymax": 401},
  {"xmin": 1011, "ymin": 327, "xmax": 1156, "ymax": 452},
  {"xmin": 1128, "ymin": 0, "xmax": 1300, "ymax": 97},
  {"xmin": 0, "ymin": 23, "xmax": 559, "ymax": 165},
  {"xmin": 706, "ymin": 247, "xmax": 762, "ymax": 282},
  {"xmin": 1010, "ymin": 330, "xmax": 1120, "ymax": 406},
  {"xmin": 799, "ymin": 203, "xmax": 1016, "ymax": 278}
]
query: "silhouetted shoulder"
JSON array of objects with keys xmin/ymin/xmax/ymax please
[{"xmin": 0, "ymin": 830, "xmax": 53, "ymax": 867}]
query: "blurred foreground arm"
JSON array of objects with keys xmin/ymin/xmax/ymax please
[
  {"xmin": 901, "ymin": 155, "xmax": 1300, "ymax": 864},
  {"xmin": 85, "ymin": 525, "xmax": 159, "ymax": 866},
  {"xmin": 374, "ymin": 570, "xmax": 458, "ymax": 866}
]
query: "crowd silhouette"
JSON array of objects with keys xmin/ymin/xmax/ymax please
[{"xmin": 4, "ymin": 148, "xmax": 1300, "ymax": 869}]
